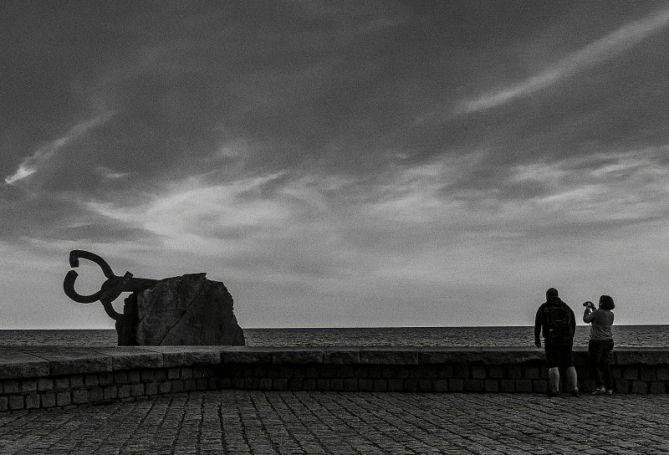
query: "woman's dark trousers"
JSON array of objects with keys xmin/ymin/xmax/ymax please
[{"xmin": 588, "ymin": 339, "xmax": 614, "ymax": 389}]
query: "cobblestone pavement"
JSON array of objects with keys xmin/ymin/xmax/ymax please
[{"xmin": 0, "ymin": 391, "xmax": 667, "ymax": 454}]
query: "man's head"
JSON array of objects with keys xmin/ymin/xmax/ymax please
[{"xmin": 546, "ymin": 288, "xmax": 559, "ymax": 299}]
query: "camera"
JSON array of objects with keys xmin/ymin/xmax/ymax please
[{"xmin": 583, "ymin": 301, "xmax": 595, "ymax": 309}]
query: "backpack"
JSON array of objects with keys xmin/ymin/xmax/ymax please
[{"xmin": 543, "ymin": 303, "xmax": 572, "ymax": 341}]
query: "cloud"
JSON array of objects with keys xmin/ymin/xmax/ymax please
[
  {"xmin": 4, "ymin": 114, "xmax": 112, "ymax": 185},
  {"xmin": 456, "ymin": 6, "xmax": 669, "ymax": 114}
]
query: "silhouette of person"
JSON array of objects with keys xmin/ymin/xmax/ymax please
[
  {"xmin": 534, "ymin": 288, "xmax": 579, "ymax": 397},
  {"xmin": 583, "ymin": 295, "xmax": 615, "ymax": 395}
]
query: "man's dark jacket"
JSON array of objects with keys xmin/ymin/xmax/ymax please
[{"xmin": 534, "ymin": 296, "xmax": 576, "ymax": 346}]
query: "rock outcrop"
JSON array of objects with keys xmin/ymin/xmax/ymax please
[{"xmin": 119, "ymin": 273, "xmax": 245, "ymax": 346}]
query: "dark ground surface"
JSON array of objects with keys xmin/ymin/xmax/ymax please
[{"xmin": 1, "ymin": 391, "xmax": 668, "ymax": 454}]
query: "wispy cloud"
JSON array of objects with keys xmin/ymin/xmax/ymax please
[
  {"xmin": 4, "ymin": 114, "xmax": 111, "ymax": 185},
  {"xmin": 456, "ymin": 6, "xmax": 669, "ymax": 114}
]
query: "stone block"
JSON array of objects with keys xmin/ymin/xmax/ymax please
[
  {"xmin": 104, "ymin": 386, "xmax": 118, "ymax": 400},
  {"xmin": 344, "ymin": 378, "xmax": 358, "ymax": 391},
  {"xmin": 649, "ymin": 382, "xmax": 665, "ymax": 394},
  {"xmin": 96, "ymin": 348, "xmax": 164, "ymax": 370},
  {"xmin": 316, "ymin": 378, "xmax": 330, "ymax": 390},
  {"xmin": 623, "ymin": 367, "xmax": 638, "ymax": 380},
  {"xmin": 507, "ymin": 365, "xmax": 522, "ymax": 379},
  {"xmin": 422, "ymin": 366, "xmax": 438, "ymax": 379},
  {"xmin": 231, "ymin": 378, "xmax": 244, "ymax": 389},
  {"xmin": 329, "ymin": 378, "xmax": 344, "ymax": 391},
  {"xmin": 114, "ymin": 371, "xmax": 128, "ymax": 384},
  {"xmin": 614, "ymin": 379, "xmax": 629, "ymax": 394},
  {"xmin": 515, "ymin": 380, "xmax": 533, "ymax": 393},
  {"xmin": 418, "ymin": 380, "xmax": 432, "ymax": 392},
  {"xmin": 272, "ymin": 349, "xmax": 324, "ymax": 364},
  {"xmin": 532, "ymin": 380, "xmax": 547, "ymax": 393},
  {"xmin": 373, "ymin": 379, "xmax": 388, "ymax": 392},
  {"xmin": 131, "ymin": 383, "xmax": 145, "ymax": 397},
  {"xmin": 0, "ymin": 352, "xmax": 50, "ymax": 379},
  {"xmin": 302, "ymin": 378, "xmax": 317, "ymax": 390},
  {"xmin": 640, "ymin": 367, "xmax": 656, "ymax": 382},
  {"xmin": 42, "ymin": 351, "xmax": 112, "ymax": 376},
  {"xmin": 54, "ymin": 377, "xmax": 70, "ymax": 390},
  {"xmin": 471, "ymin": 365, "xmax": 486, "ymax": 379},
  {"xmin": 217, "ymin": 377, "xmax": 230, "ymax": 389},
  {"xmin": 657, "ymin": 367, "xmax": 669, "ymax": 381},
  {"xmin": 463, "ymin": 379, "xmax": 484, "ymax": 393},
  {"xmin": 437, "ymin": 365, "xmax": 454, "ymax": 378},
  {"xmin": 359, "ymin": 350, "xmax": 419, "ymax": 365},
  {"xmin": 98, "ymin": 373, "xmax": 114, "ymax": 386},
  {"xmin": 358, "ymin": 378, "xmax": 374, "ymax": 391},
  {"xmin": 244, "ymin": 377, "xmax": 259, "ymax": 389},
  {"xmin": 272, "ymin": 378, "xmax": 288, "ymax": 390},
  {"xmin": 287, "ymin": 378, "xmax": 303, "ymax": 390},
  {"xmin": 21, "ymin": 379, "xmax": 37, "ymax": 392},
  {"xmin": 9, "ymin": 395, "xmax": 24, "ymax": 410},
  {"xmin": 433, "ymin": 379, "xmax": 448, "ymax": 392},
  {"xmin": 323, "ymin": 350, "xmax": 360, "ymax": 364},
  {"xmin": 181, "ymin": 368, "xmax": 193, "ymax": 379},
  {"xmin": 72, "ymin": 389, "xmax": 88, "ymax": 404},
  {"xmin": 259, "ymin": 378, "xmax": 272, "ymax": 390},
  {"xmin": 488, "ymin": 366, "xmax": 505, "ymax": 379},
  {"xmin": 219, "ymin": 348, "xmax": 274, "ymax": 364},
  {"xmin": 127, "ymin": 369, "xmax": 141, "ymax": 383},
  {"xmin": 25, "ymin": 392, "xmax": 40, "ymax": 409},
  {"xmin": 153, "ymin": 369, "xmax": 167, "ymax": 382},
  {"xmin": 614, "ymin": 349, "xmax": 669, "ymax": 365},
  {"xmin": 448, "ymin": 378, "xmax": 464, "ymax": 392},
  {"xmin": 500, "ymin": 379, "xmax": 515, "ymax": 393},
  {"xmin": 0, "ymin": 396, "xmax": 7, "ymax": 411},
  {"xmin": 305, "ymin": 366, "xmax": 319, "ymax": 378},
  {"xmin": 3, "ymin": 380, "xmax": 19, "ymax": 394},
  {"xmin": 56, "ymin": 391, "xmax": 71, "ymax": 406},
  {"xmin": 141, "ymin": 369, "xmax": 155, "ymax": 382},
  {"xmin": 41, "ymin": 392, "xmax": 56, "ymax": 408},
  {"xmin": 38, "ymin": 378, "xmax": 54, "ymax": 391},
  {"xmin": 453, "ymin": 365, "xmax": 469, "ymax": 378},
  {"xmin": 89, "ymin": 387, "xmax": 104, "ymax": 402},
  {"xmin": 485, "ymin": 379, "xmax": 500, "ymax": 393},
  {"xmin": 404, "ymin": 378, "xmax": 418, "ymax": 392},
  {"xmin": 524, "ymin": 366, "xmax": 541, "ymax": 379},
  {"xmin": 84, "ymin": 374, "xmax": 99, "ymax": 387},
  {"xmin": 167, "ymin": 368, "xmax": 180, "ymax": 380},
  {"xmin": 631, "ymin": 381, "xmax": 647, "ymax": 394},
  {"xmin": 319, "ymin": 365, "xmax": 338, "ymax": 378},
  {"xmin": 70, "ymin": 375, "xmax": 84, "ymax": 388},
  {"xmin": 155, "ymin": 348, "xmax": 222, "ymax": 368},
  {"xmin": 118, "ymin": 385, "xmax": 131, "ymax": 398},
  {"xmin": 159, "ymin": 382, "xmax": 172, "ymax": 394}
]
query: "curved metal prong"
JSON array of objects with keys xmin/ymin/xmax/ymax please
[
  {"xmin": 68, "ymin": 250, "xmax": 116, "ymax": 279},
  {"xmin": 63, "ymin": 270, "xmax": 106, "ymax": 304}
]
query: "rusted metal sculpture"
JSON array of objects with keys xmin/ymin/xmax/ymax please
[{"xmin": 63, "ymin": 250, "xmax": 157, "ymax": 345}]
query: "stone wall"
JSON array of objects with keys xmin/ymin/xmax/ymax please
[{"xmin": 0, "ymin": 347, "xmax": 667, "ymax": 412}]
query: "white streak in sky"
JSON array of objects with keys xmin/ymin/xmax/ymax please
[
  {"xmin": 4, "ymin": 114, "xmax": 111, "ymax": 185},
  {"xmin": 456, "ymin": 7, "xmax": 669, "ymax": 114}
]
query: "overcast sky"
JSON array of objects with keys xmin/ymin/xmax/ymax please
[{"xmin": 2, "ymin": 1, "xmax": 669, "ymax": 329}]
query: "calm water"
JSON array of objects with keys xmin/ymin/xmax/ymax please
[{"xmin": 0, "ymin": 326, "xmax": 666, "ymax": 347}]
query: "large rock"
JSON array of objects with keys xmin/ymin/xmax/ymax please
[{"xmin": 127, "ymin": 273, "xmax": 245, "ymax": 346}]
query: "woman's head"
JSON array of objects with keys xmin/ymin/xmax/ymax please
[{"xmin": 599, "ymin": 295, "xmax": 615, "ymax": 310}]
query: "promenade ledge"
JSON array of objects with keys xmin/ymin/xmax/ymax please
[{"xmin": 0, "ymin": 346, "xmax": 668, "ymax": 412}]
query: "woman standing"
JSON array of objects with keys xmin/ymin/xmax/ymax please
[{"xmin": 583, "ymin": 295, "xmax": 615, "ymax": 395}]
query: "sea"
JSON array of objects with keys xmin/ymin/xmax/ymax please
[{"xmin": 0, "ymin": 326, "xmax": 667, "ymax": 348}]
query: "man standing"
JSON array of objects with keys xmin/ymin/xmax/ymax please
[{"xmin": 534, "ymin": 288, "xmax": 579, "ymax": 397}]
